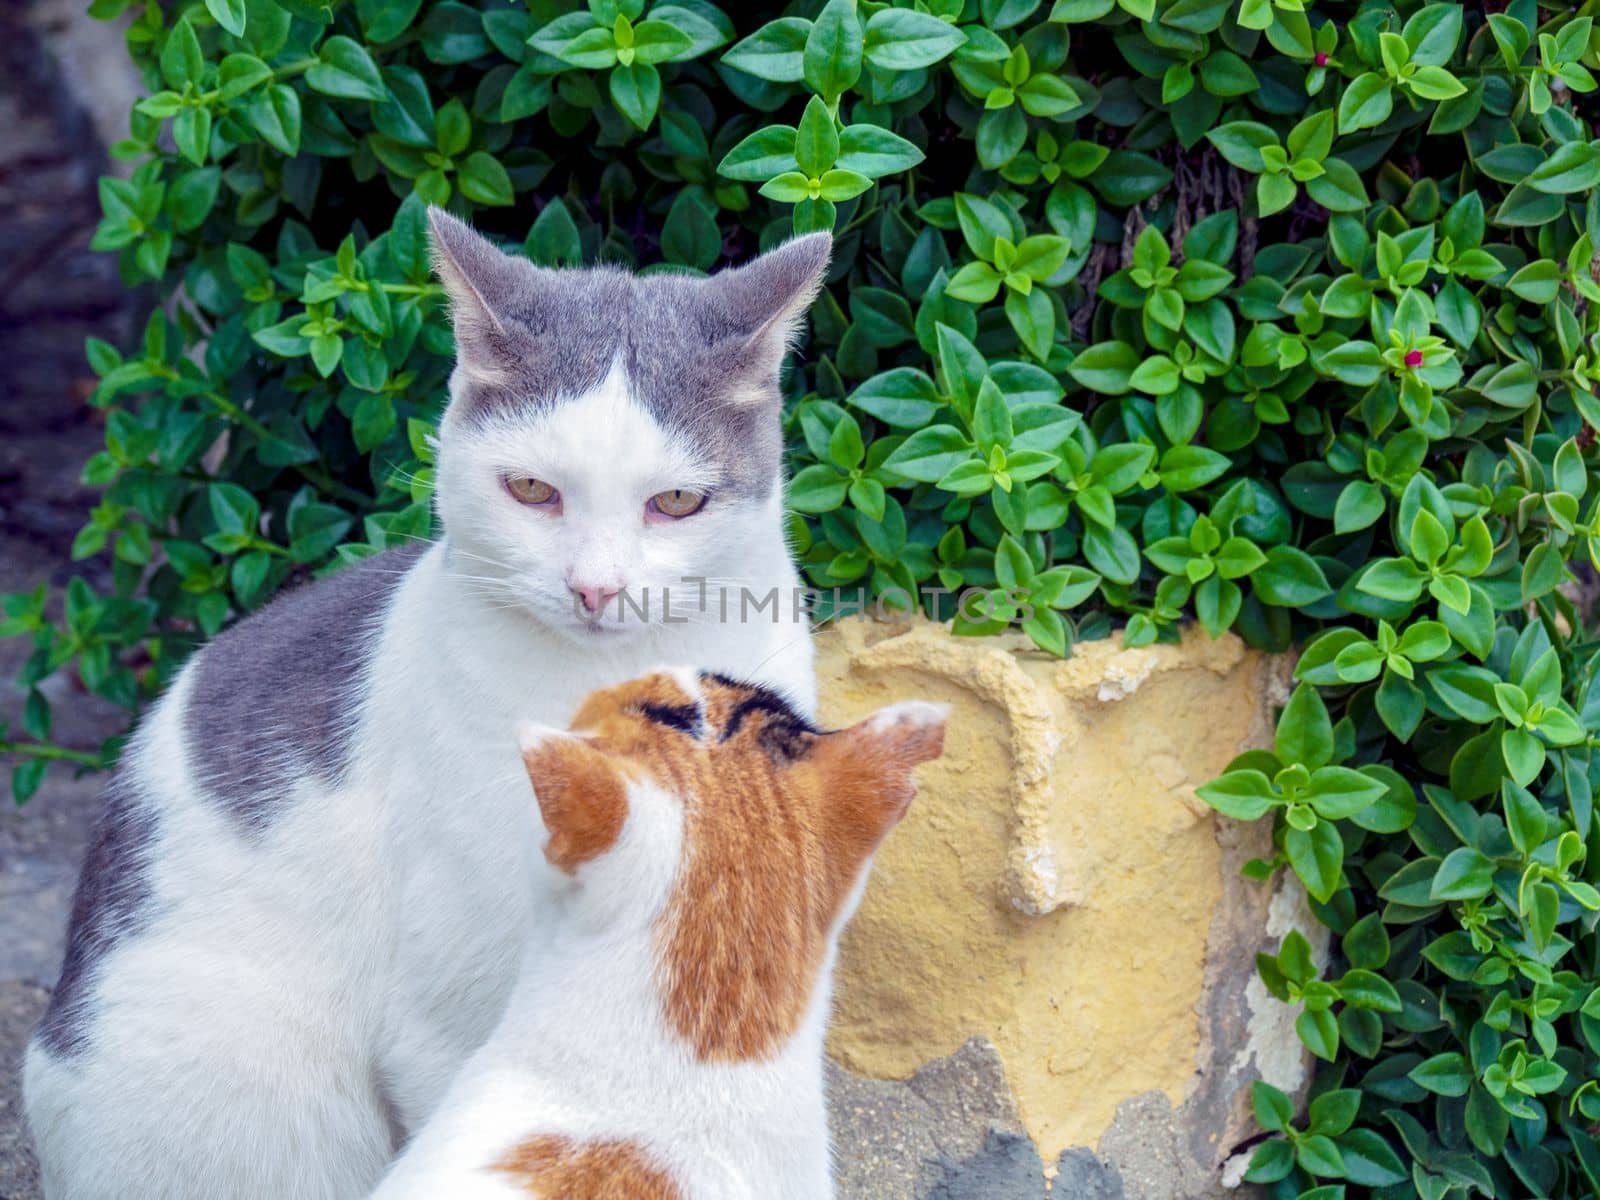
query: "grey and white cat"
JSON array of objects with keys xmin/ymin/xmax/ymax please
[{"xmin": 23, "ymin": 210, "xmax": 830, "ymax": 1199}]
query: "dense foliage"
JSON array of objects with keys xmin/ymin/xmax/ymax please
[{"xmin": 4, "ymin": 0, "xmax": 1600, "ymax": 1192}]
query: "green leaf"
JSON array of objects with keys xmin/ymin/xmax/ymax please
[
  {"xmin": 1430, "ymin": 846, "xmax": 1495, "ymax": 901},
  {"xmin": 173, "ymin": 108, "xmax": 212, "ymax": 167},
  {"xmin": 1091, "ymin": 151, "xmax": 1172, "ymax": 206},
  {"xmin": 862, "ymin": 8, "xmax": 965, "ymax": 70},
  {"xmin": 795, "ymin": 96, "xmax": 840, "ymax": 177},
  {"xmin": 216, "ymin": 52, "xmax": 273, "ymax": 100},
  {"xmin": 457, "ymin": 152, "xmax": 514, "ymax": 206},
  {"xmin": 1528, "ymin": 141, "xmax": 1600, "ymax": 194},
  {"xmin": 1158, "ymin": 445, "xmax": 1229, "ymax": 491},
  {"xmin": 1306, "ymin": 158, "xmax": 1370, "ymax": 212},
  {"xmin": 1244, "ymin": 1139, "xmax": 1294, "ymax": 1184},
  {"xmin": 608, "ymin": 61, "xmax": 661, "ymax": 130},
  {"xmin": 1252, "ymin": 1081, "xmax": 1294, "ymax": 1133},
  {"xmin": 660, "ymin": 191, "xmax": 720, "ymax": 270},
  {"xmin": 1507, "ymin": 259, "xmax": 1561, "ymax": 305},
  {"xmin": 1067, "ymin": 341, "xmax": 1139, "ymax": 393},
  {"xmin": 1339, "ymin": 73, "xmax": 1393, "ymax": 133},
  {"xmin": 1017, "ymin": 74, "xmax": 1080, "ymax": 118},
  {"xmin": 288, "ymin": 503, "xmax": 353, "ymax": 563},
  {"xmin": 788, "ymin": 464, "xmax": 849, "ymax": 512},
  {"xmin": 1338, "ymin": 1129, "xmax": 1407, "ymax": 1186},
  {"xmin": 719, "ymin": 124, "xmax": 800, "ymax": 182},
  {"xmin": 161, "ymin": 18, "xmax": 204, "ymax": 89},
  {"xmin": 851, "ymin": 369, "xmax": 942, "ymax": 428},
  {"xmin": 1129, "ymin": 356, "xmax": 1180, "ymax": 396},
  {"xmin": 882, "ymin": 425, "xmax": 972, "ymax": 483},
  {"xmin": 209, "ymin": 482, "xmax": 260, "ymax": 538},
  {"xmin": 1409, "ymin": 1051, "xmax": 1472, "ymax": 1097},
  {"xmin": 954, "ymin": 193, "xmax": 1013, "ymax": 261},
  {"xmin": 1277, "ymin": 683, "xmax": 1334, "ymax": 768},
  {"xmin": 1357, "ymin": 558, "xmax": 1427, "ymax": 603},
  {"xmin": 1406, "ymin": 65, "xmax": 1466, "ymax": 101},
  {"xmin": 1253, "ymin": 546, "xmax": 1332, "ymax": 606},
  {"xmin": 1501, "ymin": 727, "xmax": 1545, "ymax": 786},
  {"xmin": 168, "ymin": 167, "xmax": 220, "ymax": 233},
  {"xmin": 630, "ymin": 19, "xmax": 695, "ymax": 65},
  {"xmin": 1297, "ymin": 1005, "xmax": 1340, "ymax": 1061},
  {"xmin": 1296, "ymin": 1134, "xmax": 1346, "ymax": 1177},
  {"xmin": 723, "ymin": 17, "xmax": 810, "ymax": 82},
  {"xmin": 307, "ymin": 36, "xmax": 388, "ymax": 101},
  {"xmin": 836, "ymin": 125, "xmax": 923, "ymax": 177},
  {"xmin": 249, "ymin": 84, "xmax": 302, "ymax": 156},
  {"xmin": 804, "ymin": 0, "xmax": 863, "ymax": 98},
  {"xmin": 1286, "ymin": 819, "xmax": 1343, "ymax": 902},
  {"xmin": 524, "ymin": 198, "xmax": 583, "ymax": 267},
  {"xmin": 1196, "ymin": 769, "xmax": 1276, "ymax": 820},
  {"xmin": 206, "ymin": 0, "xmax": 247, "ymax": 38},
  {"xmin": 1308, "ymin": 766, "xmax": 1388, "ymax": 820},
  {"xmin": 945, "ymin": 262, "xmax": 1004, "ymax": 304},
  {"xmin": 359, "ymin": 0, "xmax": 424, "ymax": 42},
  {"xmin": 1319, "ymin": 341, "xmax": 1383, "ymax": 386},
  {"xmin": 1334, "ymin": 481, "xmax": 1385, "ymax": 534}
]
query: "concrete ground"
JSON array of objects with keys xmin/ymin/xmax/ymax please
[{"xmin": 0, "ymin": 4, "xmax": 141, "ymax": 1196}]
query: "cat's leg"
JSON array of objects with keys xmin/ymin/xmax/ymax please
[
  {"xmin": 24, "ymin": 934, "xmax": 395, "ymax": 1200},
  {"xmin": 23, "ymin": 717, "xmax": 399, "ymax": 1200}
]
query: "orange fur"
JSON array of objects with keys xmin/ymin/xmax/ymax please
[
  {"xmin": 522, "ymin": 738, "xmax": 628, "ymax": 875},
  {"xmin": 528, "ymin": 672, "xmax": 944, "ymax": 1063},
  {"xmin": 495, "ymin": 1134, "xmax": 681, "ymax": 1199}
]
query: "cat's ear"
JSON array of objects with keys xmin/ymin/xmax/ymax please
[
  {"xmin": 707, "ymin": 232, "xmax": 832, "ymax": 382},
  {"xmin": 428, "ymin": 206, "xmax": 538, "ymax": 384},
  {"xmin": 518, "ymin": 724, "xmax": 630, "ymax": 876},
  {"xmin": 816, "ymin": 701, "xmax": 947, "ymax": 842}
]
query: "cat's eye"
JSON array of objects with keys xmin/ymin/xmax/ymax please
[
  {"xmin": 505, "ymin": 475, "xmax": 560, "ymax": 508},
  {"xmin": 648, "ymin": 489, "xmax": 707, "ymax": 519}
]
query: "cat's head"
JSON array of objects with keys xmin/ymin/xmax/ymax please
[
  {"xmin": 517, "ymin": 670, "xmax": 946, "ymax": 1061},
  {"xmin": 426, "ymin": 208, "xmax": 830, "ymax": 641}
]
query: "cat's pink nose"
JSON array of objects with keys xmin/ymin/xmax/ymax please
[{"xmin": 569, "ymin": 580, "xmax": 621, "ymax": 616}]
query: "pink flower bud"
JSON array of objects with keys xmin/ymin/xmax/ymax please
[
  {"xmin": 1404, "ymin": 349, "xmax": 1424, "ymax": 369},
  {"xmin": 1314, "ymin": 52, "xmax": 1329, "ymax": 66}
]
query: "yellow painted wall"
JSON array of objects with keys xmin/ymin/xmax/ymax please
[{"xmin": 817, "ymin": 618, "xmax": 1282, "ymax": 1164}]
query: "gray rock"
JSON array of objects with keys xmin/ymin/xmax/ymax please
[
  {"xmin": 829, "ymin": 1037, "xmax": 1033, "ymax": 1199},
  {"xmin": 1098, "ymin": 1091, "xmax": 1233, "ymax": 1200},
  {"xmin": 1053, "ymin": 1147, "xmax": 1125, "ymax": 1199},
  {"xmin": 0, "ymin": 981, "xmax": 48, "ymax": 1200},
  {"xmin": 930, "ymin": 1129, "xmax": 1045, "ymax": 1200}
]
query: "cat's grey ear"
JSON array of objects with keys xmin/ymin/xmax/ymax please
[
  {"xmin": 708, "ymin": 232, "xmax": 832, "ymax": 380},
  {"xmin": 427, "ymin": 206, "xmax": 536, "ymax": 383}
]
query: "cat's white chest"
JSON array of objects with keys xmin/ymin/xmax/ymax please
[{"xmin": 365, "ymin": 546, "xmax": 815, "ymax": 1129}]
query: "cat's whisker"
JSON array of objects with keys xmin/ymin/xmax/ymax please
[{"xmin": 447, "ymin": 546, "xmax": 520, "ymax": 571}]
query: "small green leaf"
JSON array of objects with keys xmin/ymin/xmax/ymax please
[
  {"xmin": 1430, "ymin": 846, "xmax": 1496, "ymax": 901},
  {"xmin": 307, "ymin": 36, "xmax": 388, "ymax": 101}
]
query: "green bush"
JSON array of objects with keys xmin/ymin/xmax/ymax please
[{"xmin": 4, "ymin": 0, "xmax": 1600, "ymax": 1191}]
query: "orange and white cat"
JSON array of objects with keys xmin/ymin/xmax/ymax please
[{"xmin": 372, "ymin": 669, "xmax": 945, "ymax": 1200}]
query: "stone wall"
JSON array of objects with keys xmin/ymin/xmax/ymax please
[{"xmin": 816, "ymin": 618, "xmax": 1324, "ymax": 1198}]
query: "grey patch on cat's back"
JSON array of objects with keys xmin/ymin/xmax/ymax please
[
  {"xmin": 33, "ymin": 775, "xmax": 159, "ymax": 1058},
  {"xmin": 184, "ymin": 543, "xmax": 425, "ymax": 830}
]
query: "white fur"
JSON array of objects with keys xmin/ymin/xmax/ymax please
[
  {"xmin": 865, "ymin": 700, "xmax": 951, "ymax": 733},
  {"xmin": 24, "ymin": 366, "xmax": 815, "ymax": 1199},
  {"xmin": 373, "ymin": 777, "xmax": 842, "ymax": 1200}
]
